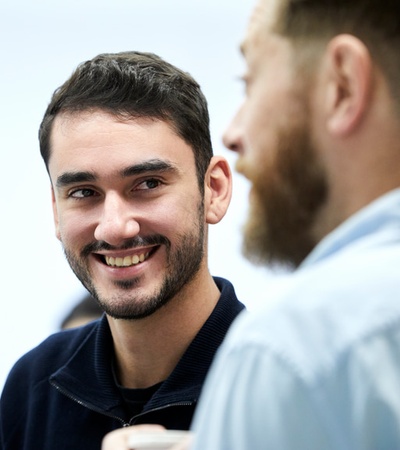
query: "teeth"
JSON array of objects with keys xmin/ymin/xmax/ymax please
[
  {"xmin": 116, "ymin": 257, "xmax": 123, "ymax": 266},
  {"xmin": 105, "ymin": 253, "xmax": 149, "ymax": 267}
]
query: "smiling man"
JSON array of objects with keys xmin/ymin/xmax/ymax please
[{"xmin": 0, "ymin": 52, "xmax": 245, "ymax": 450}]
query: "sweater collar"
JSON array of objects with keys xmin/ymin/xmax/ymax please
[{"xmin": 50, "ymin": 277, "xmax": 245, "ymax": 415}]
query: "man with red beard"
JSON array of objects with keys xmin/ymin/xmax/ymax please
[
  {"xmin": 0, "ymin": 51, "xmax": 245, "ymax": 450},
  {"xmin": 188, "ymin": 0, "xmax": 400, "ymax": 448}
]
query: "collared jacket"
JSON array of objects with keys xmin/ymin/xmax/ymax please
[{"xmin": 0, "ymin": 277, "xmax": 244, "ymax": 450}]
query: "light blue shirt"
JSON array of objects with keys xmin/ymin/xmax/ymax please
[{"xmin": 192, "ymin": 189, "xmax": 400, "ymax": 449}]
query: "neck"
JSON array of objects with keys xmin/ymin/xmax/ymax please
[{"xmin": 107, "ymin": 272, "xmax": 220, "ymax": 389}]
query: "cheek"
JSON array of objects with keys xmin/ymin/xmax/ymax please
[
  {"xmin": 158, "ymin": 195, "xmax": 202, "ymax": 231},
  {"xmin": 243, "ymin": 97, "xmax": 274, "ymax": 152},
  {"xmin": 57, "ymin": 212, "xmax": 94, "ymax": 247},
  {"xmin": 155, "ymin": 191, "xmax": 204, "ymax": 240},
  {"xmin": 244, "ymin": 90, "xmax": 297, "ymax": 175},
  {"xmin": 244, "ymin": 121, "xmax": 278, "ymax": 177}
]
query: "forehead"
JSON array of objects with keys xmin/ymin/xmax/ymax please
[
  {"xmin": 48, "ymin": 110, "xmax": 194, "ymax": 176},
  {"xmin": 51, "ymin": 110, "xmax": 174, "ymax": 143},
  {"xmin": 241, "ymin": 0, "xmax": 283, "ymax": 55}
]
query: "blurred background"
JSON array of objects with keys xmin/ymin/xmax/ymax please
[{"xmin": 0, "ymin": 0, "xmax": 279, "ymax": 389}]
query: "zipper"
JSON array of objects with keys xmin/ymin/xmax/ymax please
[
  {"xmin": 129, "ymin": 401, "xmax": 195, "ymax": 425},
  {"xmin": 51, "ymin": 379, "xmax": 195, "ymax": 428},
  {"xmin": 50, "ymin": 379, "xmax": 129, "ymax": 427}
]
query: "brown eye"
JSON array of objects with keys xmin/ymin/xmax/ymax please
[
  {"xmin": 146, "ymin": 179, "xmax": 160, "ymax": 189},
  {"xmin": 70, "ymin": 188, "xmax": 96, "ymax": 198},
  {"xmin": 137, "ymin": 179, "xmax": 161, "ymax": 190}
]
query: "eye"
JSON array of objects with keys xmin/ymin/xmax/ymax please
[
  {"xmin": 240, "ymin": 74, "xmax": 250, "ymax": 94},
  {"xmin": 136, "ymin": 178, "xmax": 162, "ymax": 190},
  {"xmin": 69, "ymin": 188, "xmax": 97, "ymax": 199}
]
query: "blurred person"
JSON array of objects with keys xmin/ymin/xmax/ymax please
[
  {"xmin": 103, "ymin": 0, "xmax": 400, "ymax": 448},
  {"xmin": 190, "ymin": 0, "xmax": 400, "ymax": 448},
  {"xmin": 0, "ymin": 51, "xmax": 245, "ymax": 450},
  {"xmin": 60, "ymin": 292, "xmax": 103, "ymax": 329}
]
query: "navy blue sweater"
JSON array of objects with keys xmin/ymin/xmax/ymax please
[{"xmin": 0, "ymin": 277, "xmax": 244, "ymax": 450}]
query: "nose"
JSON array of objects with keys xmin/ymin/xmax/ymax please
[
  {"xmin": 94, "ymin": 193, "xmax": 140, "ymax": 246},
  {"xmin": 222, "ymin": 106, "xmax": 245, "ymax": 154}
]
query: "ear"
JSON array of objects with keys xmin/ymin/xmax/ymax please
[
  {"xmin": 51, "ymin": 186, "xmax": 61, "ymax": 241},
  {"xmin": 325, "ymin": 34, "xmax": 372, "ymax": 136},
  {"xmin": 204, "ymin": 156, "xmax": 232, "ymax": 225}
]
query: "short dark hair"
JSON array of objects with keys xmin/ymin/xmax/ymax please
[
  {"xmin": 39, "ymin": 51, "xmax": 213, "ymax": 190},
  {"xmin": 275, "ymin": 0, "xmax": 400, "ymax": 105}
]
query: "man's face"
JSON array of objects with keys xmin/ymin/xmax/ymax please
[
  {"xmin": 49, "ymin": 111, "xmax": 206, "ymax": 319},
  {"xmin": 224, "ymin": 0, "xmax": 327, "ymax": 268}
]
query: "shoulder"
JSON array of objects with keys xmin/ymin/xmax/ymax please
[
  {"xmin": 221, "ymin": 241, "xmax": 400, "ymax": 383},
  {"xmin": 194, "ymin": 260, "xmax": 400, "ymax": 448},
  {"xmin": 3, "ymin": 319, "xmax": 101, "ymax": 391},
  {"xmin": 213, "ymin": 276, "xmax": 246, "ymax": 312}
]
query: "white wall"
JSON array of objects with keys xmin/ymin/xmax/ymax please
[{"xmin": 0, "ymin": 0, "xmax": 278, "ymax": 389}]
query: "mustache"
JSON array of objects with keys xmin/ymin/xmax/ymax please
[{"xmin": 81, "ymin": 235, "xmax": 170, "ymax": 257}]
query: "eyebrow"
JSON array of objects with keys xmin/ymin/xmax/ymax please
[
  {"xmin": 121, "ymin": 159, "xmax": 179, "ymax": 178},
  {"xmin": 56, "ymin": 171, "xmax": 96, "ymax": 187},
  {"xmin": 56, "ymin": 159, "xmax": 179, "ymax": 188}
]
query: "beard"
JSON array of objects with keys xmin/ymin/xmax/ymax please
[
  {"xmin": 241, "ymin": 108, "xmax": 328, "ymax": 269},
  {"xmin": 63, "ymin": 201, "xmax": 205, "ymax": 320}
]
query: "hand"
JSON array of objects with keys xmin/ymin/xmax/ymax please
[
  {"xmin": 102, "ymin": 424, "xmax": 165, "ymax": 450},
  {"xmin": 101, "ymin": 424, "xmax": 193, "ymax": 450},
  {"xmin": 169, "ymin": 434, "xmax": 193, "ymax": 450}
]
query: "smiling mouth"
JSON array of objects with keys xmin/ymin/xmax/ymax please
[{"xmin": 104, "ymin": 251, "xmax": 151, "ymax": 268}]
